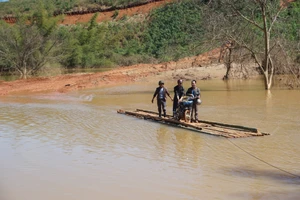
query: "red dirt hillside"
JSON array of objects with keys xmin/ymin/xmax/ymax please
[
  {"xmin": 2, "ymin": 0, "xmax": 174, "ymax": 24},
  {"xmin": 59, "ymin": 0, "xmax": 173, "ymax": 25}
]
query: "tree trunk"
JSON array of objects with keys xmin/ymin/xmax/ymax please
[
  {"xmin": 224, "ymin": 47, "xmax": 232, "ymax": 80},
  {"xmin": 262, "ymin": 3, "xmax": 274, "ymax": 90},
  {"xmin": 22, "ymin": 67, "xmax": 27, "ymax": 79}
]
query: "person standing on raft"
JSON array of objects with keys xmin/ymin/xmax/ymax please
[
  {"xmin": 151, "ymin": 80, "xmax": 173, "ymax": 118},
  {"xmin": 172, "ymin": 79, "xmax": 185, "ymax": 117}
]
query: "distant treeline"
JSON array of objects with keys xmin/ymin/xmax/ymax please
[
  {"xmin": 58, "ymin": 0, "xmax": 206, "ymax": 68},
  {"xmin": 0, "ymin": 1, "xmax": 207, "ymax": 72},
  {"xmin": 0, "ymin": 0, "xmax": 299, "ymax": 81}
]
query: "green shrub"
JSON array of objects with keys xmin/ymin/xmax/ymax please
[{"xmin": 142, "ymin": 1, "xmax": 205, "ymax": 61}]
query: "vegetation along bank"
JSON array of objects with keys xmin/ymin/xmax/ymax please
[{"xmin": 0, "ymin": 0, "xmax": 299, "ymax": 91}]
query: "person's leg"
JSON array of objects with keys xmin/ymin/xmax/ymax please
[
  {"xmin": 157, "ymin": 99, "xmax": 162, "ymax": 117},
  {"xmin": 194, "ymin": 104, "xmax": 198, "ymax": 122},
  {"xmin": 162, "ymin": 100, "xmax": 167, "ymax": 117},
  {"xmin": 173, "ymin": 99, "xmax": 178, "ymax": 117},
  {"xmin": 191, "ymin": 103, "xmax": 196, "ymax": 122}
]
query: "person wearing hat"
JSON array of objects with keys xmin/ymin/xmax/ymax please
[
  {"xmin": 172, "ymin": 79, "xmax": 185, "ymax": 117},
  {"xmin": 151, "ymin": 80, "xmax": 173, "ymax": 118},
  {"xmin": 186, "ymin": 80, "xmax": 201, "ymax": 122}
]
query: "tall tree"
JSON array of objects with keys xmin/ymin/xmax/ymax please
[
  {"xmin": 0, "ymin": 8, "xmax": 64, "ymax": 79},
  {"xmin": 205, "ymin": 0, "xmax": 298, "ymax": 90}
]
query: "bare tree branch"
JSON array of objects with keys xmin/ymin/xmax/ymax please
[{"xmin": 229, "ymin": 2, "xmax": 264, "ymax": 31}]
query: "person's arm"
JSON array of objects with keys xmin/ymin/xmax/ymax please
[
  {"xmin": 173, "ymin": 86, "xmax": 178, "ymax": 100},
  {"xmin": 186, "ymin": 88, "xmax": 192, "ymax": 98},
  {"xmin": 181, "ymin": 88, "xmax": 185, "ymax": 98},
  {"xmin": 151, "ymin": 88, "xmax": 158, "ymax": 103},
  {"xmin": 178, "ymin": 96, "xmax": 184, "ymax": 102},
  {"xmin": 196, "ymin": 88, "xmax": 201, "ymax": 99},
  {"xmin": 175, "ymin": 88, "xmax": 180, "ymax": 101},
  {"xmin": 173, "ymin": 91, "xmax": 179, "ymax": 102}
]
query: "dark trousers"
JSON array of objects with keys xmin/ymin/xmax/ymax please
[
  {"xmin": 157, "ymin": 98, "xmax": 166, "ymax": 117},
  {"xmin": 173, "ymin": 99, "xmax": 179, "ymax": 114}
]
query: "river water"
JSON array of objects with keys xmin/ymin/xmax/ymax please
[{"xmin": 0, "ymin": 79, "xmax": 299, "ymax": 200}]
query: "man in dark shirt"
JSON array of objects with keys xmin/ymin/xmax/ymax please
[
  {"xmin": 151, "ymin": 80, "xmax": 173, "ymax": 118},
  {"xmin": 173, "ymin": 79, "xmax": 185, "ymax": 117},
  {"xmin": 186, "ymin": 80, "xmax": 201, "ymax": 122}
]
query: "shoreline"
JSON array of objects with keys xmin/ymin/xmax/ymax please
[{"xmin": 0, "ymin": 49, "xmax": 240, "ymax": 96}]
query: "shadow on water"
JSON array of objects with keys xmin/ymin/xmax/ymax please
[
  {"xmin": 221, "ymin": 167, "xmax": 300, "ymax": 200},
  {"xmin": 0, "ymin": 74, "xmax": 19, "ymax": 81},
  {"xmin": 231, "ymin": 186, "xmax": 300, "ymax": 200},
  {"xmin": 0, "ymin": 67, "xmax": 115, "ymax": 82},
  {"xmin": 221, "ymin": 166, "xmax": 300, "ymax": 184}
]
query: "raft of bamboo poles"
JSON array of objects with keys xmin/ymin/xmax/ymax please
[{"xmin": 117, "ymin": 109, "xmax": 269, "ymax": 138}]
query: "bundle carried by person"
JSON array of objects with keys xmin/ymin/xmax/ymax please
[
  {"xmin": 173, "ymin": 94, "xmax": 194, "ymax": 122},
  {"xmin": 179, "ymin": 94, "xmax": 194, "ymax": 107}
]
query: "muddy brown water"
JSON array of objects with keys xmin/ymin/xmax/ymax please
[{"xmin": 1, "ymin": 79, "xmax": 299, "ymax": 200}]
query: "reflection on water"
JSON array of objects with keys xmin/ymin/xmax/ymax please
[
  {"xmin": 0, "ymin": 67, "xmax": 115, "ymax": 82},
  {"xmin": 63, "ymin": 67, "xmax": 115, "ymax": 74},
  {"xmin": 0, "ymin": 79, "xmax": 300, "ymax": 200},
  {"xmin": 0, "ymin": 74, "xmax": 19, "ymax": 81}
]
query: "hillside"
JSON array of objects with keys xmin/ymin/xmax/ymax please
[
  {"xmin": 0, "ymin": 0, "xmax": 298, "ymax": 94},
  {"xmin": 2, "ymin": 0, "xmax": 294, "ymax": 25},
  {"xmin": 0, "ymin": 0, "xmax": 227, "ymax": 96},
  {"xmin": 59, "ymin": 0, "xmax": 173, "ymax": 25}
]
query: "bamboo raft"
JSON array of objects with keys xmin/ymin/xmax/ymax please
[{"xmin": 117, "ymin": 109, "xmax": 270, "ymax": 138}]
